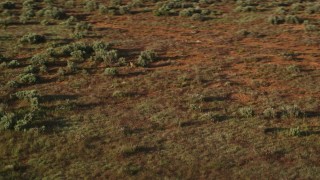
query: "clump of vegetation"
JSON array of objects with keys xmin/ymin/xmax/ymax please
[
  {"xmin": 7, "ymin": 60, "xmax": 20, "ymax": 68},
  {"xmin": 285, "ymin": 15, "xmax": 303, "ymax": 24},
  {"xmin": 20, "ymin": 33, "xmax": 46, "ymax": 44},
  {"xmin": 191, "ymin": 13, "xmax": 204, "ymax": 21},
  {"xmin": 287, "ymin": 127, "xmax": 303, "ymax": 137},
  {"xmin": 235, "ymin": 5, "xmax": 257, "ymax": 12},
  {"xmin": 43, "ymin": 6, "xmax": 67, "ymax": 20},
  {"xmin": 306, "ymin": 4, "xmax": 320, "ymax": 14},
  {"xmin": 269, "ymin": 15, "xmax": 285, "ymax": 25},
  {"xmin": 137, "ymin": 50, "xmax": 156, "ymax": 67},
  {"xmin": 238, "ymin": 107, "xmax": 254, "ymax": 118},
  {"xmin": 84, "ymin": 0, "xmax": 98, "ymax": 12},
  {"xmin": 104, "ymin": 67, "xmax": 118, "ymax": 76},
  {"xmin": 1, "ymin": 90, "xmax": 42, "ymax": 131},
  {"xmin": 18, "ymin": 73, "xmax": 38, "ymax": 85},
  {"xmin": 280, "ymin": 104, "xmax": 302, "ymax": 118},
  {"xmin": 263, "ymin": 107, "xmax": 276, "ymax": 119}
]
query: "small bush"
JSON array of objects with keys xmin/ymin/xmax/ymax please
[
  {"xmin": 67, "ymin": 60, "xmax": 77, "ymax": 73},
  {"xmin": 84, "ymin": 0, "xmax": 98, "ymax": 12},
  {"xmin": 15, "ymin": 89, "xmax": 37, "ymax": 98},
  {"xmin": 119, "ymin": 6, "xmax": 131, "ymax": 15},
  {"xmin": 30, "ymin": 54, "xmax": 49, "ymax": 66},
  {"xmin": 71, "ymin": 50, "xmax": 86, "ymax": 62},
  {"xmin": 137, "ymin": 50, "xmax": 156, "ymax": 67},
  {"xmin": 20, "ymin": 33, "xmax": 46, "ymax": 44},
  {"xmin": 191, "ymin": 13, "xmax": 204, "ymax": 21},
  {"xmin": 6, "ymin": 80, "xmax": 19, "ymax": 88},
  {"xmin": 7, "ymin": 60, "xmax": 20, "ymax": 68},
  {"xmin": 263, "ymin": 107, "xmax": 276, "ymax": 119},
  {"xmin": 57, "ymin": 68, "xmax": 65, "ymax": 77},
  {"xmin": 280, "ymin": 104, "xmax": 301, "ymax": 118},
  {"xmin": 235, "ymin": 6, "xmax": 257, "ymax": 12},
  {"xmin": 44, "ymin": 7, "xmax": 67, "ymax": 20},
  {"xmin": 24, "ymin": 65, "xmax": 37, "ymax": 73},
  {"xmin": 306, "ymin": 4, "xmax": 320, "ymax": 14},
  {"xmin": 287, "ymin": 127, "xmax": 303, "ymax": 137},
  {"xmin": 101, "ymin": 50, "xmax": 118, "ymax": 64},
  {"xmin": 104, "ymin": 67, "xmax": 118, "ymax": 76},
  {"xmin": 92, "ymin": 41, "xmax": 110, "ymax": 51},
  {"xmin": 19, "ymin": 73, "xmax": 37, "ymax": 85},
  {"xmin": 179, "ymin": 8, "xmax": 194, "ymax": 17},
  {"xmin": 269, "ymin": 15, "xmax": 285, "ymax": 25},
  {"xmin": 238, "ymin": 107, "xmax": 254, "ymax": 118},
  {"xmin": 285, "ymin": 15, "xmax": 303, "ymax": 24}
]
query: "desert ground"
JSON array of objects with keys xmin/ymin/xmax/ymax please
[{"xmin": 0, "ymin": 0, "xmax": 320, "ymax": 179}]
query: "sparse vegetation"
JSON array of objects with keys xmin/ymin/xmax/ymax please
[{"xmin": 0, "ymin": 0, "xmax": 319, "ymax": 179}]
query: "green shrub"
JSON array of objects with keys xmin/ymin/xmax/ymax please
[
  {"xmin": 23, "ymin": 0, "xmax": 36, "ymax": 10},
  {"xmin": 263, "ymin": 107, "xmax": 276, "ymax": 119},
  {"xmin": 61, "ymin": 16, "xmax": 77, "ymax": 27},
  {"xmin": 191, "ymin": 13, "xmax": 204, "ymax": 21},
  {"xmin": 304, "ymin": 22, "xmax": 318, "ymax": 32},
  {"xmin": 119, "ymin": 6, "xmax": 131, "ymax": 15},
  {"xmin": 286, "ymin": 65, "xmax": 300, "ymax": 74},
  {"xmin": 14, "ymin": 90, "xmax": 39, "ymax": 100},
  {"xmin": 235, "ymin": 5, "xmax": 257, "ymax": 12},
  {"xmin": 104, "ymin": 67, "xmax": 118, "ymax": 76},
  {"xmin": 30, "ymin": 54, "xmax": 49, "ymax": 66},
  {"xmin": 19, "ymin": 73, "xmax": 37, "ymax": 85},
  {"xmin": 7, "ymin": 60, "xmax": 20, "ymax": 68},
  {"xmin": 67, "ymin": 60, "xmax": 77, "ymax": 73},
  {"xmin": 179, "ymin": 8, "xmax": 194, "ymax": 17},
  {"xmin": 269, "ymin": 15, "xmax": 285, "ymax": 25},
  {"xmin": 6, "ymin": 80, "xmax": 19, "ymax": 88},
  {"xmin": 154, "ymin": 4, "xmax": 176, "ymax": 16},
  {"xmin": 85, "ymin": 0, "xmax": 98, "ymax": 12},
  {"xmin": 98, "ymin": 5, "xmax": 108, "ymax": 14},
  {"xmin": 24, "ymin": 65, "xmax": 37, "ymax": 73},
  {"xmin": 238, "ymin": 107, "xmax": 254, "ymax": 118},
  {"xmin": 92, "ymin": 41, "xmax": 110, "ymax": 51},
  {"xmin": 285, "ymin": 15, "xmax": 303, "ymax": 24},
  {"xmin": 137, "ymin": 50, "xmax": 156, "ymax": 67},
  {"xmin": 306, "ymin": 4, "xmax": 320, "ymax": 14},
  {"xmin": 95, "ymin": 50, "xmax": 118, "ymax": 64},
  {"xmin": 57, "ymin": 68, "xmax": 65, "ymax": 77},
  {"xmin": 287, "ymin": 127, "xmax": 303, "ymax": 137},
  {"xmin": 280, "ymin": 104, "xmax": 301, "ymax": 118},
  {"xmin": 71, "ymin": 50, "xmax": 86, "ymax": 61},
  {"xmin": 20, "ymin": 33, "xmax": 46, "ymax": 44},
  {"xmin": 44, "ymin": 7, "xmax": 67, "ymax": 20},
  {"xmin": 75, "ymin": 22, "xmax": 92, "ymax": 31},
  {"xmin": 0, "ymin": 113, "xmax": 16, "ymax": 131},
  {"xmin": 65, "ymin": 0, "xmax": 75, "ymax": 8}
]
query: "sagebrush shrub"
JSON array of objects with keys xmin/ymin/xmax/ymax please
[
  {"xmin": 285, "ymin": 15, "xmax": 303, "ymax": 24},
  {"xmin": 238, "ymin": 107, "xmax": 254, "ymax": 118},
  {"xmin": 137, "ymin": 50, "xmax": 156, "ymax": 67},
  {"xmin": 104, "ymin": 67, "xmax": 118, "ymax": 76},
  {"xmin": 191, "ymin": 13, "xmax": 204, "ymax": 21},
  {"xmin": 280, "ymin": 104, "xmax": 301, "ymax": 118},
  {"xmin": 44, "ymin": 7, "xmax": 67, "ymax": 20},
  {"xmin": 19, "ymin": 73, "xmax": 37, "ymax": 85},
  {"xmin": 7, "ymin": 60, "xmax": 20, "ymax": 68},
  {"xmin": 85, "ymin": 0, "xmax": 98, "ymax": 12},
  {"xmin": 263, "ymin": 107, "xmax": 276, "ymax": 119},
  {"xmin": 20, "ymin": 33, "xmax": 46, "ymax": 44}
]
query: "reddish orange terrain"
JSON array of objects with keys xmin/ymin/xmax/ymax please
[{"xmin": 0, "ymin": 0, "xmax": 320, "ymax": 179}]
